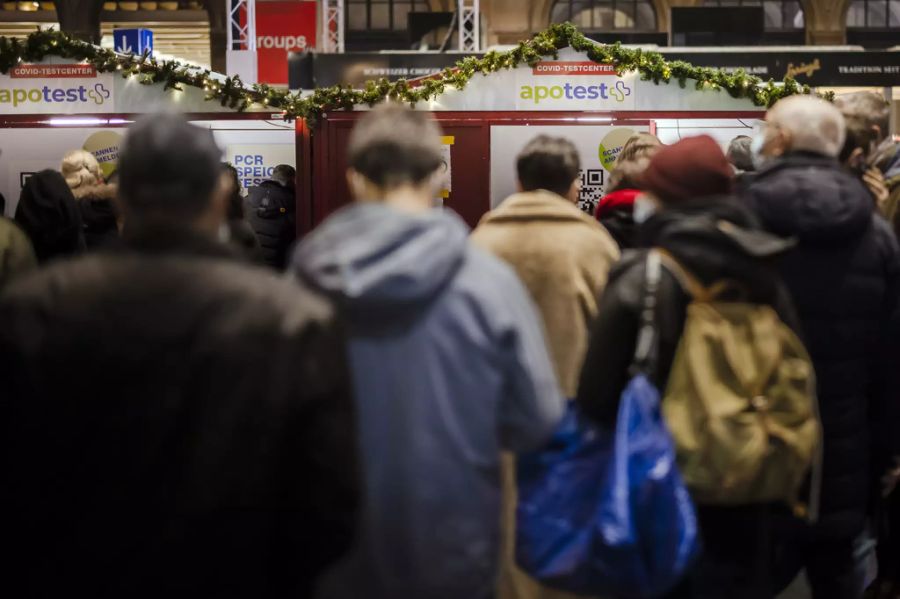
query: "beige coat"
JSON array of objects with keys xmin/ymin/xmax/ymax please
[
  {"xmin": 471, "ymin": 190, "xmax": 619, "ymax": 397},
  {"xmin": 472, "ymin": 190, "xmax": 620, "ymax": 599}
]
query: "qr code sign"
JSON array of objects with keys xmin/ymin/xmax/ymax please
[{"xmin": 578, "ymin": 168, "xmax": 605, "ymax": 214}]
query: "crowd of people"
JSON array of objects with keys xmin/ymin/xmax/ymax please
[
  {"xmin": 0, "ymin": 92, "xmax": 897, "ymax": 599},
  {"xmin": 0, "ymin": 143, "xmax": 298, "ymax": 282}
]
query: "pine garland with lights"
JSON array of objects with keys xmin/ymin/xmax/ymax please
[{"xmin": 0, "ymin": 23, "xmax": 822, "ymax": 123}]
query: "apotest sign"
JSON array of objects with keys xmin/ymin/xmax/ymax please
[
  {"xmin": 0, "ymin": 64, "xmax": 114, "ymax": 114},
  {"xmin": 515, "ymin": 61, "xmax": 636, "ymax": 111}
]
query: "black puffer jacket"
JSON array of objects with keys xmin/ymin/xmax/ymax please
[
  {"xmin": 744, "ymin": 152, "xmax": 900, "ymax": 539},
  {"xmin": 15, "ymin": 169, "xmax": 85, "ymax": 263},
  {"xmin": 73, "ymin": 183, "xmax": 119, "ymax": 250},
  {"xmin": 577, "ymin": 195, "xmax": 799, "ymax": 426},
  {"xmin": 246, "ymin": 180, "xmax": 296, "ymax": 269},
  {"xmin": 0, "ymin": 228, "xmax": 359, "ymax": 598}
]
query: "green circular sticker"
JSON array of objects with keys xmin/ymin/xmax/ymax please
[
  {"xmin": 82, "ymin": 130, "xmax": 123, "ymax": 179},
  {"xmin": 598, "ymin": 128, "xmax": 637, "ymax": 170}
]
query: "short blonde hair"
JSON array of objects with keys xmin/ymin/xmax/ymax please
[{"xmin": 61, "ymin": 149, "xmax": 102, "ymax": 190}]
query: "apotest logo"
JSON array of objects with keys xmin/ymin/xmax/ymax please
[
  {"xmin": 0, "ymin": 82, "xmax": 111, "ymax": 107},
  {"xmin": 519, "ymin": 61, "xmax": 633, "ymax": 105}
]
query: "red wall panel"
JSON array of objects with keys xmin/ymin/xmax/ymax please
[
  {"xmin": 308, "ymin": 112, "xmax": 492, "ymax": 231},
  {"xmin": 300, "ymin": 110, "xmax": 759, "ymax": 234}
]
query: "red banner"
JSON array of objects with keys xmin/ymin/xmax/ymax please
[{"xmin": 256, "ymin": 1, "xmax": 317, "ymax": 86}]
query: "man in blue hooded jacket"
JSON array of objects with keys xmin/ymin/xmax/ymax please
[{"xmin": 293, "ymin": 103, "xmax": 564, "ymax": 599}]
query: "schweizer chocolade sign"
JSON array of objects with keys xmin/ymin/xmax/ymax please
[{"xmin": 293, "ymin": 49, "xmax": 899, "ymax": 90}]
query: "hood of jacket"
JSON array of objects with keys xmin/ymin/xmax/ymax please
[
  {"xmin": 747, "ymin": 152, "xmax": 874, "ymax": 244},
  {"xmin": 480, "ymin": 189, "xmax": 599, "ymax": 227},
  {"xmin": 74, "ymin": 183, "xmax": 118, "ymax": 233},
  {"xmin": 640, "ymin": 195, "xmax": 794, "ymax": 301},
  {"xmin": 14, "ymin": 169, "xmax": 85, "ymax": 263},
  {"xmin": 72, "ymin": 183, "xmax": 117, "ymax": 203},
  {"xmin": 294, "ymin": 203, "xmax": 469, "ymax": 318}
]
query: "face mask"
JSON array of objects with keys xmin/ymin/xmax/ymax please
[
  {"xmin": 750, "ymin": 131, "xmax": 768, "ymax": 170},
  {"xmin": 633, "ymin": 195, "xmax": 657, "ymax": 224}
]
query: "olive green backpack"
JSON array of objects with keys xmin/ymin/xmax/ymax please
[{"xmin": 656, "ymin": 249, "xmax": 821, "ymax": 507}]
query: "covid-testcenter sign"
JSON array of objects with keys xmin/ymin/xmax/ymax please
[
  {"xmin": 0, "ymin": 64, "xmax": 114, "ymax": 114},
  {"xmin": 256, "ymin": 1, "xmax": 317, "ymax": 86},
  {"xmin": 515, "ymin": 61, "xmax": 636, "ymax": 111},
  {"xmin": 226, "ymin": 144, "xmax": 296, "ymax": 189}
]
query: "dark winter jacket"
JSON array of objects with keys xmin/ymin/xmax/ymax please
[
  {"xmin": 0, "ymin": 217, "xmax": 36, "ymax": 289},
  {"xmin": 576, "ymin": 195, "xmax": 798, "ymax": 428},
  {"xmin": 73, "ymin": 183, "xmax": 120, "ymax": 250},
  {"xmin": 577, "ymin": 197, "xmax": 800, "ymax": 599},
  {"xmin": 15, "ymin": 169, "xmax": 85, "ymax": 263},
  {"xmin": 594, "ymin": 188, "xmax": 639, "ymax": 249},
  {"xmin": 247, "ymin": 180, "xmax": 296, "ymax": 269},
  {"xmin": 229, "ymin": 218, "xmax": 263, "ymax": 261},
  {"xmin": 0, "ymin": 227, "xmax": 359, "ymax": 598},
  {"xmin": 226, "ymin": 189, "xmax": 263, "ymax": 262},
  {"xmin": 744, "ymin": 151, "xmax": 900, "ymax": 539}
]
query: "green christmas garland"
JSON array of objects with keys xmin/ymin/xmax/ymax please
[{"xmin": 0, "ymin": 23, "xmax": 818, "ymax": 122}]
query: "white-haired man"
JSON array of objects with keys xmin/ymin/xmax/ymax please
[{"xmin": 744, "ymin": 95, "xmax": 900, "ymax": 599}]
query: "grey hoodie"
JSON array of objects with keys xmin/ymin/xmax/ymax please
[{"xmin": 294, "ymin": 203, "xmax": 563, "ymax": 599}]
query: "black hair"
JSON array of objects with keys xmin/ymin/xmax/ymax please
[
  {"xmin": 118, "ymin": 113, "xmax": 222, "ymax": 224},
  {"xmin": 272, "ymin": 164, "xmax": 296, "ymax": 188},
  {"xmin": 516, "ymin": 135, "xmax": 581, "ymax": 198},
  {"xmin": 348, "ymin": 103, "xmax": 443, "ymax": 188}
]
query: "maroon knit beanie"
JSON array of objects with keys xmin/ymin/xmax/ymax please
[{"xmin": 639, "ymin": 135, "xmax": 733, "ymax": 204}]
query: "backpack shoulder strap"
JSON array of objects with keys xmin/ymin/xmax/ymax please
[
  {"xmin": 632, "ymin": 250, "xmax": 661, "ymax": 373},
  {"xmin": 655, "ymin": 248, "xmax": 740, "ymax": 303}
]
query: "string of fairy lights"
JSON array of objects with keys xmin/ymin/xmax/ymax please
[{"xmin": 0, "ymin": 23, "xmax": 820, "ymax": 123}]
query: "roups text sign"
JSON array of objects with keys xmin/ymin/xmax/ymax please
[{"xmin": 256, "ymin": 1, "xmax": 317, "ymax": 86}]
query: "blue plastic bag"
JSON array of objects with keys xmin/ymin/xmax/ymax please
[{"xmin": 515, "ymin": 375, "xmax": 699, "ymax": 598}]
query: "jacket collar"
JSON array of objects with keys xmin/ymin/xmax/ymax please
[
  {"xmin": 121, "ymin": 224, "xmax": 241, "ymax": 261},
  {"xmin": 639, "ymin": 195, "xmax": 794, "ymax": 294},
  {"xmin": 72, "ymin": 183, "xmax": 117, "ymax": 202},
  {"xmin": 756, "ymin": 151, "xmax": 838, "ymax": 179},
  {"xmin": 482, "ymin": 189, "xmax": 597, "ymax": 226}
]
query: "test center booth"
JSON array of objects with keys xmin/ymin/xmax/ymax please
[
  {"xmin": 1, "ymin": 26, "xmax": 797, "ymax": 235},
  {"xmin": 297, "ymin": 32, "xmax": 788, "ymax": 233},
  {"xmin": 0, "ymin": 48, "xmax": 296, "ymax": 219}
]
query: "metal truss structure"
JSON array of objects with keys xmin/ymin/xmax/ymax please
[
  {"xmin": 458, "ymin": 0, "xmax": 480, "ymax": 52},
  {"xmin": 321, "ymin": 0, "xmax": 346, "ymax": 53},
  {"xmin": 227, "ymin": 0, "xmax": 257, "ymax": 51}
]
